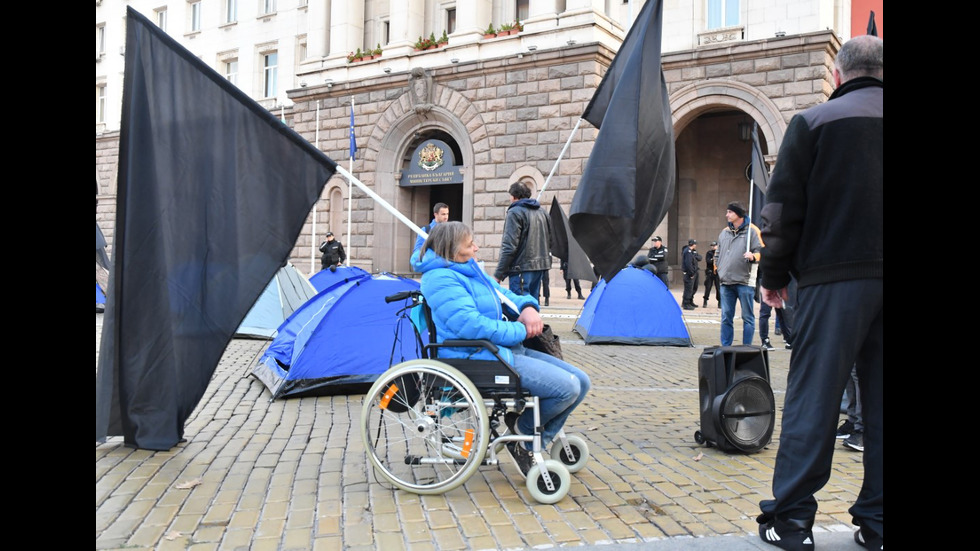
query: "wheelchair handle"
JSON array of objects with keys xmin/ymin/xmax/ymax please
[{"xmin": 385, "ymin": 290, "xmax": 421, "ymax": 303}]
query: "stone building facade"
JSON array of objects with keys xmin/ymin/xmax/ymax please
[
  {"xmin": 96, "ymin": 0, "xmax": 847, "ymax": 284},
  {"xmin": 275, "ymin": 30, "xmax": 839, "ymax": 278}
]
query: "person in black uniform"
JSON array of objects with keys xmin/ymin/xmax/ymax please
[
  {"xmin": 319, "ymin": 232, "xmax": 347, "ymax": 272},
  {"xmin": 681, "ymin": 239, "xmax": 702, "ymax": 310},
  {"xmin": 646, "ymin": 236, "xmax": 669, "ymax": 288},
  {"xmin": 702, "ymin": 241, "xmax": 720, "ymax": 308}
]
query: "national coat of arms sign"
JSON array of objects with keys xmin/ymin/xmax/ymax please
[{"xmin": 418, "ymin": 143, "xmax": 444, "ymax": 171}]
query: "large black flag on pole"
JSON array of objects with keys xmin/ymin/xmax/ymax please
[
  {"xmin": 570, "ymin": 0, "xmax": 675, "ymax": 282},
  {"xmin": 96, "ymin": 7, "xmax": 337, "ymax": 450},
  {"xmin": 550, "ymin": 197, "xmax": 597, "ymax": 283}
]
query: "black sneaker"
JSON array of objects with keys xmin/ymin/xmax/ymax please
[
  {"xmin": 509, "ymin": 441, "xmax": 536, "ymax": 476},
  {"xmin": 843, "ymin": 432, "xmax": 864, "ymax": 452},
  {"xmin": 758, "ymin": 517, "xmax": 814, "ymax": 551},
  {"xmin": 854, "ymin": 526, "xmax": 882, "ymax": 550},
  {"xmin": 762, "ymin": 338, "xmax": 775, "ymax": 351},
  {"xmin": 835, "ymin": 420, "xmax": 854, "ymax": 439},
  {"xmin": 784, "ymin": 342, "xmax": 792, "ymax": 350}
]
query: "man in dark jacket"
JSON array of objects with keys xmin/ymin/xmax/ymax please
[
  {"xmin": 646, "ymin": 236, "xmax": 669, "ymax": 288},
  {"xmin": 756, "ymin": 35, "xmax": 882, "ymax": 551},
  {"xmin": 702, "ymin": 241, "xmax": 720, "ymax": 308},
  {"xmin": 494, "ymin": 182, "xmax": 552, "ymax": 298},
  {"xmin": 681, "ymin": 239, "xmax": 701, "ymax": 310},
  {"xmin": 319, "ymin": 232, "xmax": 346, "ymax": 272}
]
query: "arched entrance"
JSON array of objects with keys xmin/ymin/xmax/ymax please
[
  {"xmin": 665, "ymin": 80, "xmax": 786, "ymax": 270},
  {"xmin": 400, "ymin": 128, "xmax": 465, "ymax": 257},
  {"xmin": 373, "ymin": 106, "xmax": 477, "ymax": 274}
]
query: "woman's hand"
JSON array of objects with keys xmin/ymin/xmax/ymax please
[{"xmin": 517, "ymin": 306, "xmax": 543, "ymax": 337}]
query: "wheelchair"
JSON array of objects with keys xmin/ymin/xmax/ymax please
[{"xmin": 361, "ymin": 290, "xmax": 589, "ymax": 504}]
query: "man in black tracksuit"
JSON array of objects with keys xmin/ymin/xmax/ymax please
[
  {"xmin": 680, "ymin": 239, "xmax": 701, "ymax": 309},
  {"xmin": 702, "ymin": 241, "xmax": 720, "ymax": 307},
  {"xmin": 755, "ymin": 35, "xmax": 883, "ymax": 551}
]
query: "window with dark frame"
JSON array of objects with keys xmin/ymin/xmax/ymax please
[{"xmin": 517, "ymin": 0, "xmax": 529, "ymax": 22}]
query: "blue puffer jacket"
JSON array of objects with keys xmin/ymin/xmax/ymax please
[{"xmin": 415, "ymin": 249, "xmax": 538, "ymax": 365}]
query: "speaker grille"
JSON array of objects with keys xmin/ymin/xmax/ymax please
[{"xmin": 718, "ymin": 376, "xmax": 775, "ymax": 453}]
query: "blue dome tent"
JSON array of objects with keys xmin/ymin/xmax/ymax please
[
  {"xmin": 574, "ymin": 265, "xmax": 691, "ymax": 346},
  {"xmin": 251, "ymin": 273, "xmax": 425, "ymax": 398},
  {"xmin": 309, "ymin": 265, "xmax": 371, "ymax": 292}
]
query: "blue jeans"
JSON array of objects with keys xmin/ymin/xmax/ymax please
[
  {"xmin": 720, "ymin": 284, "xmax": 756, "ymax": 346},
  {"xmin": 508, "ymin": 270, "xmax": 545, "ymax": 300},
  {"xmin": 510, "ymin": 343, "xmax": 591, "ymax": 447}
]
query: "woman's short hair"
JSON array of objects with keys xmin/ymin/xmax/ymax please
[{"xmin": 422, "ymin": 221, "xmax": 472, "ymax": 261}]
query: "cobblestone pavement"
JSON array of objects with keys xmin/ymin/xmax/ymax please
[{"xmin": 96, "ymin": 287, "xmax": 865, "ymax": 550}]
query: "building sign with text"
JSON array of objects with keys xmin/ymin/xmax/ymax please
[{"xmin": 401, "ymin": 140, "xmax": 463, "ymax": 187}]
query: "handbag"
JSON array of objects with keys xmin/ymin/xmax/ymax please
[{"xmin": 523, "ymin": 324, "xmax": 563, "ymax": 360}]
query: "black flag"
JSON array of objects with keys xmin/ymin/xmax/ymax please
[
  {"xmin": 750, "ymin": 121, "xmax": 769, "ymax": 194},
  {"xmin": 549, "ymin": 197, "xmax": 597, "ymax": 283},
  {"xmin": 96, "ymin": 7, "xmax": 337, "ymax": 450},
  {"xmin": 570, "ymin": 0, "xmax": 675, "ymax": 282},
  {"xmin": 749, "ymin": 122, "xmax": 770, "ymax": 224},
  {"xmin": 867, "ymin": 11, "xmax": 878, "ymax": 37}
]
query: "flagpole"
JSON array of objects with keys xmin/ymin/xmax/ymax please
[
  {"xmin": 347, "ymin": 96, "xmax": 354, "ymax": 266},
  {"xmin": 536, "ymin": 118, "xmax": 583, "ymax": 202},
  {"xmin": 336, "ymin": 165, "xmax": 425, "ymax": 237},
  {"xmin": 333, "ymin": 164, "xmax": 520, "ymax": 315},
  {"xmin": 311, "ymin": 100, "xmax": 320, "ymax": 275}
]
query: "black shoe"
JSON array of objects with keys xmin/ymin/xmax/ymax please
[
  {"xmin": 504, "ymin": 412, "xmax": 520, "ymax": 435},
  {"xmin": 835, "ymin": 420, "xmax": 854, "ymax": 439},
  {"xmin": 762, "ymin": 338, "xmax": 775, "ymax": 351},
  {"xmin": 566, "ymin": 292, "xmax": 572, "ymax": 299},
  {"xmin": 774, "ymin": 327, "xmax": 782, "ymax": 336},
  {"xmin": 683, "ymin": 304, "xmax": 696, "ymax": 310},
  {"xmin": 758, "ymin": 516, "xmax": 814, "ymax": 551},
  {"xmin": 544, "ymin": 298, "xmax": 549, "ymax": 306},
  {"xmin": 509, "ymin": 441, "xmax": 535, "ymax": 476},
  {"xmin": 784, "ymin": 342, "xmax": 792, "ymax": 350},
  {"xmin": 843, "ymin": 432, "xmax": 864, "ymax": 452},
  {"xmin": 703, "ymin": 299, "xmax": 708, "ymax": 307},
  {"xmin": 854, "ymin": 526, "xmax": 882, "ymax": 550},
  {"xmin": 577, "ymin": 293, "xmax": 585, "ymax": 300}
]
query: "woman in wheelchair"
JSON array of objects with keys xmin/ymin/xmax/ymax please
[{"xmin": 412, "ymin": 221, "xmax": 591, "ymax": 475}]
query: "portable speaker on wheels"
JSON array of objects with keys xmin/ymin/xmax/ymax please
[{"xmin": 694, "ymin": 345, "xmax": 775, "ymax": 453}]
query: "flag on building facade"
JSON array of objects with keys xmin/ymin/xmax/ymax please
[
  {"xmin": 350, "ymin": 104, "xmax": 357, "ymax": 160},
  {"xmin": 570, "ymin": 0, "xmax": 675, "ymax": 282},
  {"xmin": 96, "ymin": 7, "xmax": 337, "ymax": 450}
]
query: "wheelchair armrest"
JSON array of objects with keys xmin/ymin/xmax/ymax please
[{"xmin": 435, "ymin": 339, "xmax": 499, "ymax": 354}]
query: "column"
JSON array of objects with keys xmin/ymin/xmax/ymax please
[
  {"xmin": 385, "ymin": 0, "xmax": 424, "ymax": 56},
  {"xmin": 329, "ymin": 1, "xmax": 365, "ymax": 60},
  {"xmin": 523, "ymin": 0, "xmax": 560, "ymax": 33},
  {"xmin": 453, "ymin": 0, "xmax": 491, "ymax": 45},
  {"xmin": 305, "ymin": 0, "xmax": 329, "ymax": 61}
]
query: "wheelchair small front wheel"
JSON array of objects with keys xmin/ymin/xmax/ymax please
[
  {"xmin": 526, "ymin": 459, "xmax": 570, "ymax": 504},
  {"xmin": 550, "ymin": 434, "xmax": 589, "ymax": 473}
]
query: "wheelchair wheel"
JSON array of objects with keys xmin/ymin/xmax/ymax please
[
  {"xmin": 550, "ymin": 434, "xmax": 589, "ymax": 473},
  {"xmin": 526, "ymin": 459, "xmax": 571, "ymax": 504},
  {"xmin": 362, "ymin": 360, "xmax": 490, "ymax": 495}
]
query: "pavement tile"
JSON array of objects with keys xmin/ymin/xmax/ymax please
[{"xmin": 96, "ymin": 291, "xmax": 866, "ymax": 550}]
